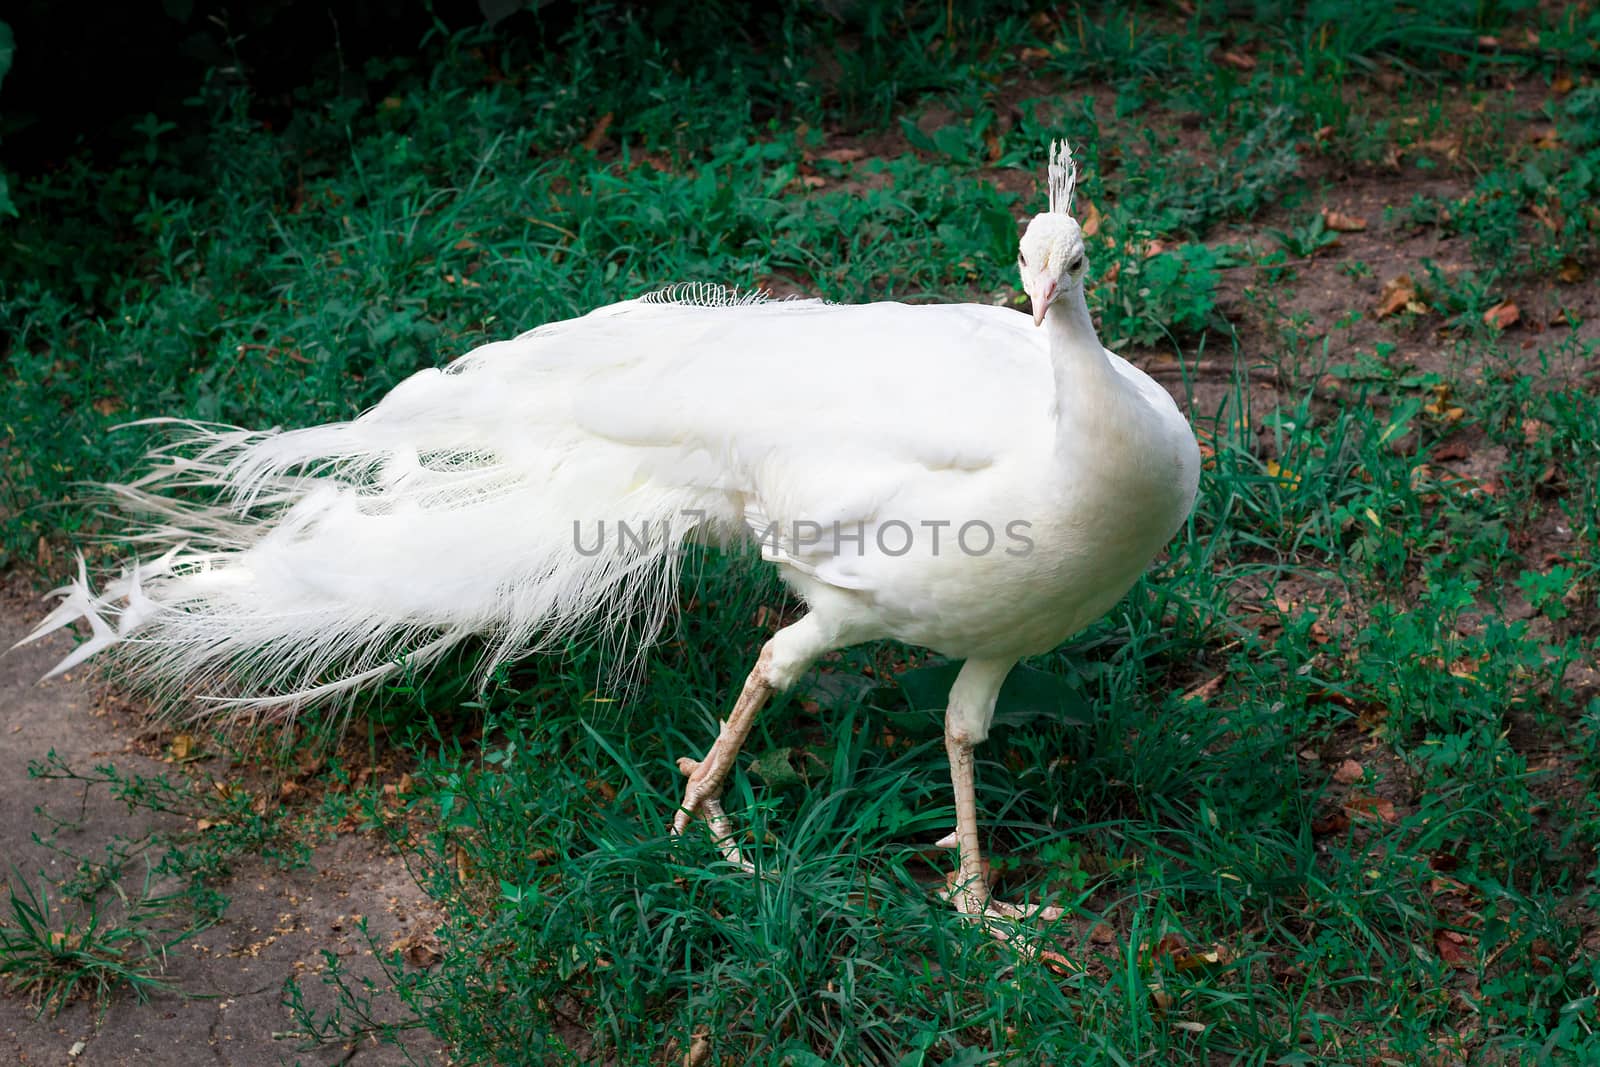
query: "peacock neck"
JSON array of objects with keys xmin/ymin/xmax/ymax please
[{"xmin": 1044, "ymin": 285, "xmax": 1116, "ymax": 421}]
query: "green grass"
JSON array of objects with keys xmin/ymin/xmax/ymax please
[{"xmin": 5, "ymin": 0, "xmax": 1600, "ymax": 1062}]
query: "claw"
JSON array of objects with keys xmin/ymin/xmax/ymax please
[{"xmin": 671, "ymin": 754, "xmax": 752, "ymax": 870}]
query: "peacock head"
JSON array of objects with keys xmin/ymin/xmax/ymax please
[{"xmin": 1018, "ymin": 139, "xmax": 1088, "ymax": 327}]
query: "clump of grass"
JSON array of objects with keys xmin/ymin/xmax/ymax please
[{"xmin": 0, "ymin": 869, "xmax": 195, "ymax": 1018}]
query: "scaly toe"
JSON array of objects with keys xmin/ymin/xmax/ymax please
[{"xmin": 985, "ymin": 898, "xmax": 1065, "ymax": 922}]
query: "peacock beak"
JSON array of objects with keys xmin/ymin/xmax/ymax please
[{"xmin": 1029, "ymin": 281, "xmax": 1057, "ymax": 327}]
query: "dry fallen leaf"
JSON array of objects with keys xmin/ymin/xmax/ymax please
[
  {"xmin": 1424, "ymin": 383, "xmax": 1466, "ymax": 423},
  {"xmin": 1557, "ymin": 258, "xmax": 1585, "ymax": 284},
  {"xmin": 984, "ymin": 125, "xmax": 1002, "ymax": 163},
  {"xmin": 819, "ymin": 146, "xmax": 865, "ymax": 164},
  {"xmin": 1435, "ymin": 929, "xmax": 1475, "ymax": 968},
  {"xmin": 580, "ymin": 112, "xmax": 614, "ymax": 152},
  {"xmin": 1039, "ymin": 949, "xmax": 1080, "ymax": 976},
  {"xmin": 1527, "ymin": 127, "xmax": 1562, "ymax": 151},
  {"xmin": 1344, "ymin": 793, "xmax": 1398, "ymax": 824},
  {"xmin": 1182, "ymin": 674, "xmax": 1224, "ymax": 704},
  {"xmin": 1079, "ymin": 199, "xmax": 1104, "ymax": 238},
  {"xmin": 167, "ymin": 733, "xmax": 203, "ymax": 763},
  {"xmin": 1415, "ymin": 136, "xmax": 1461, "ymax": 159},
  {"xmin": 1090, "ymin": 922, "xmax": 1117, "ymax": 945},
  {"xmin": 394, "ymin": 931, "xmax": 444, "ymax": 968},
  {"xmin": 1323, "ymin": 209, "xmax": 1368, "ymax": 232},
  {"xmin": 1333, "ymin": 759, "xmax": 1365, "ymax": 785},
  {"xmin": 1265, "ymin": 459, "xmax": 1301, "ymax": 490},
  {"xmin": 1019, "ymin": 46, "xmax": 1052, "ymax": 64},
  {"xmin": 1218, "ymin": 50, "xmax": 1257, "ymax": 71},
  {"xmin": 1376, "ymin": 274, "xmax": 1424, "ymax": 318},
  {"xmin": 1482, "ymin": 301, "xmax": 1520, "ymax": 330}
]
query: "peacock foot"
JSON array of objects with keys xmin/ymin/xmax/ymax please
[
  {"xmin": 672, "ymin": 754, "xmax": 754, "ymax": 871},
  {"xmin": 936, "ymin": 831, "xmax": 1066, "ymax": 935}
]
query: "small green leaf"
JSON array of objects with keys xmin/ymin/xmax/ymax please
[{"xmin": 747, "ymin": 746, "xmax": 805, "ymax": 788}]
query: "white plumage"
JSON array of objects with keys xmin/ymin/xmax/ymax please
[{"xmin": 23, "ymin": 141, "xmax": 1200, "ymax": 929}]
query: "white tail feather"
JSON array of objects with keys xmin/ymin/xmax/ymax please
[{"xmin": 25, "ymin": 299, "xmax": 755, "ymax": 715}]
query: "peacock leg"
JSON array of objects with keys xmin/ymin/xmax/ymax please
[
  {"xmin": 673, "ymin": 647, "xmax": 775, "ymax": 867},
  {"xmin": 940, "ymin": 658, "xmax": 1064, "ymax": 935},
  {"xmin": 671, "ymin": 610, "xmax": 846, "ymax": 866}
]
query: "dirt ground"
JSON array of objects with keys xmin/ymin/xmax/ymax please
[{"xmin": 0, "ymin": 588, "xmax": 449, "ymax": 1066}]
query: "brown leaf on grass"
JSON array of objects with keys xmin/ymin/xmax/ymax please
[
  {"xmin": 1181, "ymin": 674, "xmax": 1224, "ymax": 704},
  {"xmin": 1344, "ymin": 793, "xmax": 1398, "ymax": 824},
  {"xmin": 394, "ymin": 931, "xmax": 444, "ymax": 968},
  {"xmin": 1424, "ymin": 383, "xmax": 1465, "ymax": 422},
  {"xmin": 1312, "ymin": 809, "xmax": 1350, "ymax": 836},
  {"xmin": 1174, "ymin": 943, "xmax": 1231, "ymax": 971},
  {"xmin": 819, "ymin": 146, "xmax": 865, "ymax": 164},
  {"xmin": 1415, "ymin": 136, "xmax": 1461, "ymax": 159},
  {"xmin": 1434, "ymin": 930, "xmax": 1475, "ymax": 968},
  {"xmin": 1522, "ymin": 418, "xmax": 1549, "ymax": 445},
  {"xmin": 1557, "ymin": 258, "xmax": 1585, "ymax": 284},
  {"xmin": 683, "ymin": 1029, "xmax": 712, "ymax": 1067},
  {"xmin": 1529, "ymin": 937, "xmax": 1559, "ymax": 974},
  {"xmin": 1039, "ymin": 949, "xmax": 1080, "ymax": 976},
  {"xmin": 1218, "ymin": 50, "xmax": 1257, "ymax": 71},
  {"xmin": 1482, "ymin": 301, "xmax": 1520, "ymax": 330},
  {"xmin": 580, "ymin": 112, "xmax": 613, "ymax": 153},
  {"xmin": 1527, "ymin": 127, "xmax": 1562, "ymax": 151},
  {"xmin": 1079, "ymin": 199, "xmax": 1104, "ymax": 237},
  {"xmin": 167, "ymin": 733, "xmax": 203, "ymax": 763},
  {"xmin": 1432, "ymin": 440, "xmax": 1472, "ymax": 462},
  {"xmin": 1149, "ymin": 932, "xmax": 1188, "ymax": 962},
  {"xmin": 984, "ymin": 125, "xmax": 1003, "ymax": 163},
  {"xmin": 1019, "ymin": 46, "xmax": 1052, "ymax": 65},
  {"xmin": 1332, "ymin": 759, "xmax": 1365, "ymax": 785},
  {"xmin": 1376, "ymin": 274, "xmax": 1424, "ymax": 318},
  {"xmin": 1090, "ymin": 922, "xmax": 1117, "ymax": 945},
  {"xmin": 1148, "ymin": 933, "xmax": 1231, "ymax": 972},
  {"xmin": 1553, "ymin": 75, "xmax": 1575, "ymax": 95},
  {"xmin": 1322, "ymin": 209, "xmax": 1368, "ymax": 232},
  {"xmin": 1529, "ymin": 203, "xmax": 1561, "ymax": 231}
]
